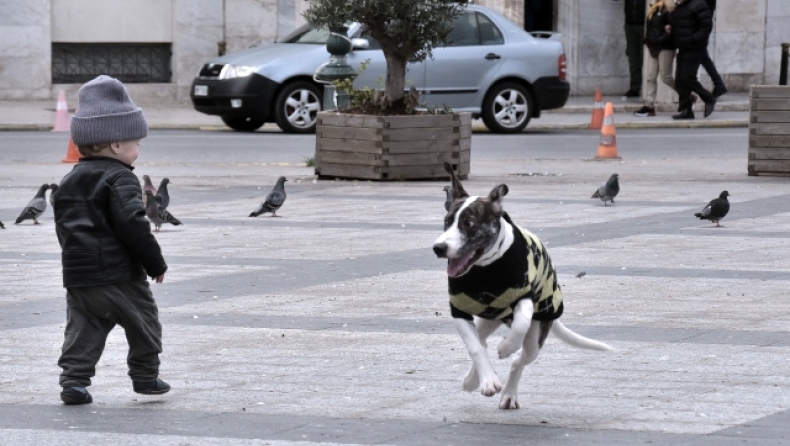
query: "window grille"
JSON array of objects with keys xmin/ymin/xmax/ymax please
[{"xmin": 52, "ymin": 43, "xmax": 171, "ymax": 83}]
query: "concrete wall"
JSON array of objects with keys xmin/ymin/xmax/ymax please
[
  {"xmin": 0, "ymin": 0, "xmax": 51, "ymax": 100},
  {"xmin": 51, "ymin": 0, "xmax": 173, "ymax": 43},
  {"xmin": 764, "ymin": 0, "xmax": 790, "ymax": 85}
]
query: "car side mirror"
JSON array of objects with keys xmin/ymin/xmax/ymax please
[{"xmin": 350, "ymin": 38, "xmax": 370, "ymax": 50}]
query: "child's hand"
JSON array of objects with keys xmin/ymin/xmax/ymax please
[{"xmin": 154, "ymin": 274, "xmax": 165, "ymax": 284}]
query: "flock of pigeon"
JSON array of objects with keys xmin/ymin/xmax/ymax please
[
  {"xmin": 2, "ymin": 173, "xmax": 729, "ymax": 230},
  {"xmin": 442, "ymin": 172, "xmax": 730, "ymax": 227},
  {"xmin": 2, "ymin": 175, "xmax": 289, "ymax": 231}
]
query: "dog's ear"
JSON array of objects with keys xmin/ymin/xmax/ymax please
[
  {"xmin": 487, "ymin": 184, "xmax": 509, "ymax": 216},
  {"xmin": 443, "ymin": 162, "xmax": 468, "ymax": 200}
]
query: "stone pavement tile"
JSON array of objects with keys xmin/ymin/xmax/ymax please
[
  {"xmin": 551, "ymin": 234, "xmax": 790, "ymax": 272},
  {"xmin": 3, "ymin": 320, "xmax": 790, "ymax": 436},
  {"xmin": 560, "ymin": 275, "xmax": 790, "ymax": 333}
]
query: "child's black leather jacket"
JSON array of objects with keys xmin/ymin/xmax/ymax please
[{"xmin": 54, "ymin": 157, "xmax": 167, "ymax": 288}]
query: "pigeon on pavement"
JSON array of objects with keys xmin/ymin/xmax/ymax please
[
  {"xmin": 142, "ymin": 175, "xmax": 157, "ymax": 206},
  {"xmin": 155, "ymin": 177, "xmax": 171, "ymax": 209},
  {"xmin": 15, "ymin": 184, "xmax": 49, "ymax": 225},
  {"xmin": 443, "ymin": 185, "xmax": 453, "ymax": 212},
  {"xmin": 591, "ymin": 173, "xmax": 619, "ymax": 206},
  {"xmin": 145, "ymin": 190, "xmax": 182, "ymax": 232},
  {"xmin": 0, "ymin": 221, "xmax": 5, "ymax": 229},
  {"xmin": 49, "ymin": 184, "xmax": 58, "ymax": 209},
  {"xmin": 250, "ymin": 176, "xmax": 287, "ymax": 217},
  {"xmin": 695, "ymin": 190, "xmax": 730, "ymax": 227}
]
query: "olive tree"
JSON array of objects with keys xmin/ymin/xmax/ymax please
[{"xmin": 303, "ymin": 0, "xmax": 469, "ymax": 111}]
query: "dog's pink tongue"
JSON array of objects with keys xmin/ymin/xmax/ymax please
[{"xmin": 447, "ymin": 252, "xmax": 474, "ymax": 277}]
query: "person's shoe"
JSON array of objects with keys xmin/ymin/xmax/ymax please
[
  {"xmin": 672, "ymin": 109, "xmax": 695, "ymax": 120},
  {"xmin": 712, "ymin": 86, "xmax": 728, "ymax": 98},
  {"xmin": 634, "ymin": 106, "xmax": 655, "ymax": 117},
  {"xmin": 133, "ymin": 378, "xmax": 171, "ymax": 395},
  {"xmin": 61, "ymin": 386, "xmax": 93, "ymax": 405},
  {"xmin": 704, "ymin": 97, "xmax": 716, "ymax": 118},
  {"xmin": 622, "ymin": 89, "xmax": 641, "ymax": 100}
]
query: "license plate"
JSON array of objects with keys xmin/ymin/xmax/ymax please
[{"xmin": 194, "ymin": 85, "xmax": 208, "ymax": 96}]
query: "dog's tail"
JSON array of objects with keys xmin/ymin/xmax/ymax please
[{"xmin": 550, "ymin": 320, "xmax": 613, "ymax": 351}]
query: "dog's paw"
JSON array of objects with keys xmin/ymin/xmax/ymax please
[
  {"xmin": 497, "ymin": 336, "xmax": 522, "ymax": 359},
  {"xmin": 462, "ymin": 367, "xmax": 480, "ymax": 392},
  {"xmin": 498, "ymin": 393, "xmax": 520, "ymax": 410},
  {"xmin": 479, "ymin": 376, "xmax": 502, "ymax": 397}
]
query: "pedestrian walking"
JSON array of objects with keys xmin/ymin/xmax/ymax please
[
  {"xmin": 668, "ymin": 0, "xmax": 715, "ymax": 120},
  {"xmin": 634, "ymin": 0, "xmax": 676, "ymax": 117},
  {"xmin": 701, "ymin": 0, "xmax": 727, "ymax": 98},
  {"xmin": 54, "ymin": 75, "xmax": 171, "ymax": 405},
  {"xmin": 614, "ymin": 0, "xmax": 647, "ymax": 100}
]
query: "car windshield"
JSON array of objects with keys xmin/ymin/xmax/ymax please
[{"xmin": 280, "ymin": 23, "xmax": 331, "ymax": 44}]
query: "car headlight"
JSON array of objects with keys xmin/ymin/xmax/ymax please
[{"xmin": 220, "ymin": 65, "xmax": 257, "ymax": 80}]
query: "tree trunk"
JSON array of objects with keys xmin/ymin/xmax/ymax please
[{"xmin": 384, "ymin": 53, "xmax": 407, "ymax": 103}]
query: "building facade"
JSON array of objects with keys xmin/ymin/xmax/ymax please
[{"xmin": 1, "ymin": 0, "xmax": 787, "ymax": 101}]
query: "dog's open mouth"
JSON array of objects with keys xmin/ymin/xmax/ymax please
[{"xmin": 447, "ymin": 249, "xmax": 482, "ymax": 277}]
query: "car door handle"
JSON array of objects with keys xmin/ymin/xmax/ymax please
[{"xmin": 485, "ymin": 53, "xmax": 501, "ymax": 60}]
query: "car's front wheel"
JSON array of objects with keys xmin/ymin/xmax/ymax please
[
  {"xmin": 221, "ymin": 116, "xmax": 265, "ymax": 132},
  {"xmin": 274, "ymin": 81, "xmax": 322, "ymax": 134},
  {"xmin": 481, "ymin": 82, "xmax": 533, "ymax": 134}
]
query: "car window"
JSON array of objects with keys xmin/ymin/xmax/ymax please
[
  {"xmin": 446, "ymin": 12, "xmax": 479, "ymax": 47},
  {"xmin": 281, "ymin": 24, "xmax": 331, "ymax": 44},
  {"xmin": 356, "ymin": 30, "xmax": 382, "ymax": 50},
  {"xmin": 477, "ymin": 13, "xmax": 504, "ymax": 45}
]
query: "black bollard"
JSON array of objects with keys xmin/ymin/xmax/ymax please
[{"xmin": 781, "ymin": 43, "xmax": 789, "ymax": 86}]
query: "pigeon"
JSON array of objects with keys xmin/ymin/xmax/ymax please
[
  {"xmin": 695, "ymin": 190, "xmax": 730, "ymax": 227},
  {"xmin": 155, "ymin": 177, "xmax": 171, "ymax": 209},
  {"xmin": 145, "ymin": 190, "xmax": 182, "ymax": 232},
  {"xmin": 443, "ymin": 185, "xmax": 453, "ymax": 212},
  {"xmin": 15, "ymin": 184, "xmax": 49, "ymax": 225},
  {"xmin": 250, "ymin": 176, "xmax": 287, "ymax": 217},
  {"xmin": 0, "ymin": 221, "xmax": 4, "ymax": 229},
  {"xmin": 49, "ymin": 183, "xmax": 58, "ymax": 209},
  {"xmin": 591, "ymin": 173, "xmax": 619, "ymax": 206},
  {"xmin": 142, "ymin": 175, "xmax": 157, "ymax": 206}
]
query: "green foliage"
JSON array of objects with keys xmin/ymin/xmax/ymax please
[
  {"xmin": 304, "ymin": 1, "xmax": 468, "ymax": 63},
  {"xmin": 305, "ymin": 0, "xmax": 469, "ymax": 109},
  {"xmin": 303, "ymin": 156, "xmax": 315, "ymax": 167}
]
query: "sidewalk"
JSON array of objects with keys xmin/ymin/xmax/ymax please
[{"xmin": 0, "ymin": 92, "xmax": 750, "ymax": 132}]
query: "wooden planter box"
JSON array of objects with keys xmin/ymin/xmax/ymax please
[
  {"xmin": 748, "ymin": 86, "xmax": 790, "ymax": 176},
  {"xmin": 314, "ymin": 111, "xmax": 471, "ymax": 180}
]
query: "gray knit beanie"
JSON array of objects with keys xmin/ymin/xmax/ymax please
[{"xmin": 70, "ymin": 75, "xmax": 148, "ymax": 146}]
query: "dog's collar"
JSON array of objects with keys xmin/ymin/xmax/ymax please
[{"xmin": 476, "ymin": 215, "xmax": 514, "ymax": 267}]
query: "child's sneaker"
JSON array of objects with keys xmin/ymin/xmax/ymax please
[
  {"xmin": 61, "ymin": 386, "xmax": 93, "ymax": 405},
  {"xmin": 133, "ymin": 378, "xmax": 171, "ymax": 395},
  {"xmin": 633, "ymin": 106, "xmax": 655, "ymax": 117}
]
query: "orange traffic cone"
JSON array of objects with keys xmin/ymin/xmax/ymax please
[
  {"xmin": 589, "ymin": 88, "xmax": 604, "ymax": 129},
  {"xmin": 62, "ymin": 138, "xmax": 82, "ymax": 163},
  {"xmin": 52, "ymin": 90, "xmax": 70, "ymax": 132},
  {"xmin": 595, "ymin": 102, "xmax": 620, "ymax": 160}
]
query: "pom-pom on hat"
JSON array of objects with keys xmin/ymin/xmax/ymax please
[{"xmin": 70, "ymin": 75, "xmax": 148, "ymax": 146}]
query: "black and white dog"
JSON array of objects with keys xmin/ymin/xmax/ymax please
[{"xmin": 433, "ymin": 163, "xmax": 612, "ymax": 409}]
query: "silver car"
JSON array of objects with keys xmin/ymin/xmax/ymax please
[{"xmin": 190, "ymin": 4, "xmax": 569, "ymax": 134}]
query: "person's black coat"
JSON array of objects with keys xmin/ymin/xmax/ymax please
[
  {"xmin": 669, "ymin": 0, "xmax": 713, "ymax": 51},
  {"xmin": 645, "ymin": 7, "xmax": 675, "ymax": 53},
  {"xmin": 55, "ymin": 157, "xmax": 167, "ymax": 288}
]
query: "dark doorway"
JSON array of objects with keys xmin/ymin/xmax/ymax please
[{"xmin": 525, "ymin": 0, "xmax": 555, "ymax": 32}]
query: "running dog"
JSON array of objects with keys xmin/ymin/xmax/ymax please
[{"xmin": 433, "ymin": 163, "xmax": 612, "ymax": 409}]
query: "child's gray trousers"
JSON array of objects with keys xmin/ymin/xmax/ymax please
[{"xmin": 58, "ymin": 280, "xmax": 162, "ymax": 387}]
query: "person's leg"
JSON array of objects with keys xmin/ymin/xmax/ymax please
[
  {"xmin": 110, "ymin": 281, "xmax": 163, "ymax": 383},
  {"xmin": 58, "ymin": 288, "xmax": 116, "ymax": 388},
  {"xmin": 701, "ymin": 49, "xmax": 726, "ymax": 95},
  {"xmin": 674, "ymin": 50, "xmax": 692, "ymax": 113},
  {"xmin": 683, "ymin": 49, "xmax": 715, "ymax": 105},
  {"xmin": 642, "ymin": 52, "xmax": 659, "ymax": 108},
  {"xmin": 658, "ymin": 49, "xmax": 676, "ymax": 92},
  {"xmin": 624, "ymin": 24, "xmax": 644, "ymax": 94}
]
